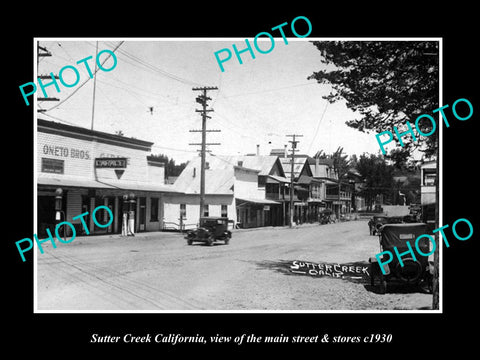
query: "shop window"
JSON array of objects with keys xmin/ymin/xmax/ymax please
[
  {"xmin": 258, "ymin": 176, "xmax": 266, "ymax": 188},
  {"xmin": 150, "ymin": 197, "xmax": 159, "ymax": 221},
  {"xmin": 41, "ymin": 158, "xmax": 64, "ymax": 174},
  {"xmin": 221, "ymin": 205, "xmax": 228, "ymax": 217}
]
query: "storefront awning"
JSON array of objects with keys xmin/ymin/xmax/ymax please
[
  {"xmin": 37, "ymin": 175, "xmax": 182, "ymax": 193},
  {"xmin": 97, "ymin": 180, "xmax": 181, "ymax": 193},
  {"xmin": 236, "ymin": 197, "xmax": 281, "ymax": 205},
  {"xmin": 37, "ymin": 174, "xmax": 114, "ymax": 189},
  {"xmin": 266, "ymin": 175, "xmax": 289, "ymax": 183},
  {"xmin": 308, "ymin": 199, "xmax": 326, "ymax": 204}
]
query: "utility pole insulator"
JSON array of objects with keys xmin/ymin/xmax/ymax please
[{"xmin": 286, "ymin": 134, "xmax": 303, "ymax": 228}]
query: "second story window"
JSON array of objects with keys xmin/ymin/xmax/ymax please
[{"xmin": 423, "ymin": 169, "xmax": 436, "ymax": 186}]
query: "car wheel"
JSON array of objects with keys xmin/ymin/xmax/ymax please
[
  {"xmin": 207, "ymin": 236, "xmax": 214, "ymax": 246},
  {"xmin": 187, "ymin": 239, "xmax": 192, "ymax": 245},
  {"xmin": 395, "ymin": 259, "xmax": 422, "ymax": 284}
]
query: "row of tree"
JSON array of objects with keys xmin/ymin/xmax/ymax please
[{"xmin": 148, "ymin": 153, "xmax": 187, "ymax": 180}]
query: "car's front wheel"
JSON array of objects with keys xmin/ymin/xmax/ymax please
[{"xmin": 207, "ymin": 235, "xmax": 214, "ymax": 246}]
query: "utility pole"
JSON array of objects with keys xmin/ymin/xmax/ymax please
[
  {"xmin": 286, "ymin": 134, "xmax": 303, "ymax": 228},
  {"xmin": 37, "ymin": 43, "xmax": 60, "ymax": 108},
  {"xmin": 37, "ymin": 44, "xmax": 51, "ymax": 68},
  {"xmin": 91, "ymin": 41, "xmax": 99, "ymax": 131},
  {"xmin": 190, "ymin": 86, "xmax": 219, "ymax": 219}
]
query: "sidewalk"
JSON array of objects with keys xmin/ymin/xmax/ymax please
[
  {"xmin": 67, "ymin": 229, "xmax": 184, "ymax": 244},
  {"xmin": 67, "ymin": 219, "xmax": 365, "ymax": 243}
]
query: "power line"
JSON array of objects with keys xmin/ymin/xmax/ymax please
[
  {"xmin": 221, "ymin": 82, "xmax": 316, "ymax": 98},
  {"xmin": 307, "ymin": 101, "xmax": 329, "ymax": 154},
  {"xmin": 150, "ymin": 144, "xmax": 199, "ymax": 154},
  {"xmin": 44, "ymin": 41, "xmax": 124, "ymax": 112},
  {"xmin": 113, "ymin": 46, "xmax": 202, "ymax": 87}
]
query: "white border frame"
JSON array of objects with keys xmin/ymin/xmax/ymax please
[{"xmin": 33, "ymin": 37, "xmax": 443, "ymax": 314}]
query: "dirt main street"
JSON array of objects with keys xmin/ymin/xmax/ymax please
[{"xmin": 36, "ymin": 219, "xmax": 433, "ymax": 311}]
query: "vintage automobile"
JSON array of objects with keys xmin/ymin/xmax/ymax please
[
  {"xmin": 319, "ymin": 209, "xmax": 334, "ymax": 225},
  {"xmin": 368, "ymin": 215, "xmax": 403, "ymax": 235},
  {"xmin": 369, "ymin": 223, "xmax": 433, "ymax": 294},
  {"xmin": 185, "ymin": 217, "xmax": 232, "ymax": 246}
]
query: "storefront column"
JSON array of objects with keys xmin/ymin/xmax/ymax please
[
  {"xmin": 104, "ymin": 197, "xmax": 110, "ymax": 232},
  {"xmin": 89, "ymin": 197, "xmax": 95, "ymax": 233},
  {"xmin": 114, "ymin": 196, "xmax": 119, "ymax": 233}
]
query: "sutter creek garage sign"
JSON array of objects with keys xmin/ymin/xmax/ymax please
[
  {"xmin": 290, "ymin": 260, "xmax": 369, "ymax": 279},
  {"xmin": 95, "ymin": 157, "xmax": 127, "ymax": 168}
]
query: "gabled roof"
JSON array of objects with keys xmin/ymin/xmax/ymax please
[
  {"xmin": 172, "ymin": 155, "xmax": 234, "ymax": 195},
  {"xmin": 220, "ymin": 155, "xmax": 285, "ymax": 177},
  {"xmin": 280, "ymin": 156, "xmax": 308, "ymax": 179},
  {"xmin": 172, "ymin": 154, "xmax": 287, "ymax": 195}
]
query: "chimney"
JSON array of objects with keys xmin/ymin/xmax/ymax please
[
  {"xmin": 256, "ymin": 144, "xmax": 260, "ymax": 155},
  {"xmin": 315, "ymin": 157, "xmax": 319, "ymax": 177}
]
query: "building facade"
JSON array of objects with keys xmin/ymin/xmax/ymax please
[
  {"xmin": 420, "ymin": 160, "xmax": 436, "ymax": 205},
  {"xmin": 37, "ymin": 119, "xmax": 178, "ymax": 236},
  {"xmin": 163, "ymin": 154, "xmax": 287, "ymax": 230}
]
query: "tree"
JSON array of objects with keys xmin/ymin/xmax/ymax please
[
  {"xmin": 308, "ymin": 41, "xmax": 440, "ymax": 309},
  {"xmin": 386, "ymin": 148, "xmax": 411, "ymax": 171},
  {"xmin": 308, "ymin": 41, "xmax": 439, "ymax": 157},
  {"xmin": 356, "ymin": 153, "xmax": 394, "ymax": 211},
  {"xmin": 313, "ymin": 149, "xmax": 328, "ymax": 159},
  {"xmin": 149, "ymin": 154, "xmax": 187, "ymax": 179}
]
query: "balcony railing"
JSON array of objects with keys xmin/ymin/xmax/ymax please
[{"xmin": 325, "ymin": 193, "xmax": 351, "ymax": 201}]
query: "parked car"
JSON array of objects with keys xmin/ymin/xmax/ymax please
[
  {"xmin": 319, "ymin": 209, "xmax": 334, "ymax": 224},
  {"xmin": 368, "ymin": 215, "xmax": 403, "ymax": 235},
  {"xmin": 185, "ymin": 217, "xmax": 232, "ymax": 246},
  {"xmin": 369, "ymin": 223, "xmax": 433, "ymax": 294}
]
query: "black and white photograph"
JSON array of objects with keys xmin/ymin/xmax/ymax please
[
  {"xmin": 31, "ymin": 37, "xmax": 443, "ymax": 312},
  {"xmin": 6, "ymin": 6, "xmax": 478, "ymax": 354}
]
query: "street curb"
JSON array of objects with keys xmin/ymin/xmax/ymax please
[
  {"xmin": 69, "ymin": 219, "xmax": 366, "ymax": 242},
  {"xmin": 231, "ymin": 219, "xmax": 364, "ymax": 233}
]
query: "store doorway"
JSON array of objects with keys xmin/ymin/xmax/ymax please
[
  {"xmin": 37, "ymin": 195, "xmax": 55, "ymax": 237},
  {"xmin": 138, "ymin": 197, "xmax": 146, "ymax": 232}
]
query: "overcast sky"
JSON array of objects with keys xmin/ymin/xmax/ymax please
[{"xmin": 36, "ymin": 38, "xmax": 386, "ymax": 163}]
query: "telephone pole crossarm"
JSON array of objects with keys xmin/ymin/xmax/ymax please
[
  {"xmin": 286, "ymin": 134, "xmax": 303, "ymax": 228},
  {"xmin": 189, "ymin": 86, "xmax": 219, "ymax": 219}
]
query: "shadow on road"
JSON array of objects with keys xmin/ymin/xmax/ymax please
[{"xmin": 253, "ymin": 259, "xmax": 430, "ymax": 294}]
